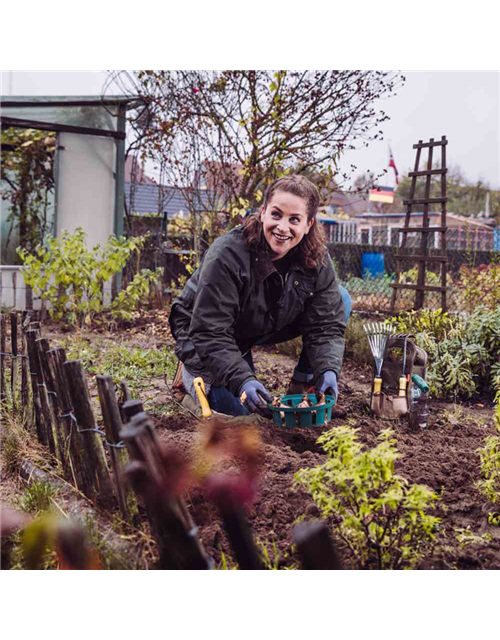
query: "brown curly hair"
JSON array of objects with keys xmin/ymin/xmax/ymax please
[{"xmin": 243, "ymin": 175, "xmax": 328, "ymax": 270}]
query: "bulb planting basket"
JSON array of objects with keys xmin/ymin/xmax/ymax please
[{"xmin": 267, "ymin": 394, "xmax": 335, "ymax": 428}]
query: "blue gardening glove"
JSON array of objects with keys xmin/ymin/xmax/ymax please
[
  {"xmin": 315, "ymin": 371, "xmax": 338, "ymax": 403},
  {"xmin": 240, "ymin": 379, "xmax": 272, "ymax": 415}
]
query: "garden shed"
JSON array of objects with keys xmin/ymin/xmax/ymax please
[{"xmin": 0, "ymin": 95, "xmax": 144, "ymax": 309}]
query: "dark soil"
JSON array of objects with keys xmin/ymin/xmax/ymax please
[
  {"xmin": 151, "ymin": 346, "xmax": 500, "ymax": 570},
  {"xmin": 3, "ymin": 310, "xmax": 500, "ymax": 569}
]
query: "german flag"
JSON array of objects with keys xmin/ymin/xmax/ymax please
[{"xmin": 369, "ymin": 186, "xmax": 394, "ymax": 204}]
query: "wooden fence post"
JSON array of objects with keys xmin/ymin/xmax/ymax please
[
  {"xmin": 121, "ymin": 401, "xmax": 195, "ymax": 536},
  {"xmin": 63, "ymin": 360, "xmax": 112, "ymax": 502},
  {"xmin": 46, "ymin": 348, "xmax": 86, "ymax": 491},
  {"xmin": 121, "ymin": 399, "xmax": 144, "ymax": 421},
  {"xmin": 36, "ymin": 338, "xmax": 67, "ymax": 470},
  {"xmin": 120, "ymin": 381, "xmax": 132, "ymax": 402},
  {"xmin": 10, "ymin": 312, "xmax": 18, "ymax": 411},
  {"xmin": 96, "ymin": 375, "xmax": 139, "ymax": 523},
  {"xmin": 12, "ymin": 271, "xmax": 17, "ymax": 310},
  {"xmin": 120, "ymin": 412, "xmax": 213, "ymax": 570},
  {"xmin": 26, "ymin": 329, "xmax": 57, "ymax": 456},
  {"xmin": 25, "ymin": 329, "xmax": 45, "ymax": 446},
  {"xmin": 0, "ymin": 315, "xmax": 6, "ymax": 405},
  {"xmin": 20, "ymin": 315, "xmax": 30, "ymax": 420}
]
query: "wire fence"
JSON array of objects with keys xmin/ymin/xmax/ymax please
[{"xmin": 328, "ymin": 228, "xmax": 500, "ymax": 314}]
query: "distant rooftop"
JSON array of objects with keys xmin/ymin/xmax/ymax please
[{"xmin": 125, "ymin": 183, "xmax": 218, "ymax": 216}]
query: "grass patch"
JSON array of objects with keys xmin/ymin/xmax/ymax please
[
  {"xmin": 1, "ymin": 410, "xmax": 56, "ymax": 475},
  {"xmin": 54, "ymin": 336, "xmax": 178, "ymax": 394},
  {"xmin": 18, "ymin": 480, "xmax": 57, "ymax": 515}
]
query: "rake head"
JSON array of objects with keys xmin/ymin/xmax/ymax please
[{"xmin": 363, "ymin": 322, "xmax": 395, "ymax": 376}]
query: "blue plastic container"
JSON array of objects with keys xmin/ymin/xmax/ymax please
[{"xmin": 362, "ymin": 253, "xmax": 385, "ymax": 279}]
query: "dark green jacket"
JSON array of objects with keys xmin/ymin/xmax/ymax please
[{"xmin": 169, "ymin": 226, "xmax": 346, "ymax": 396}]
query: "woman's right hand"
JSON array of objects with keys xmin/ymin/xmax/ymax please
[{"xmin": 239, "ymin": 379, "xmax": 272, "ymax": 415}]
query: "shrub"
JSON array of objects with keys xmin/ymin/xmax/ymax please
[
  {"xmin": 17, "ymin": 228, "xmax": 159, "ymax": 326},
  {"xmin": 457, "ymin": 262, "xmax": 500, "ymax": 312},
  {"xmin": 294, "ymin": 424, "xmax": 441, "ymax": 569},
  {"xmin": 475, "ymin": 377, "xmax": 500, "ymax": 524},
  {"xmin": 389, "ymin": 306, "xmax": 500, "ymax": 400},
  {"xmin": 400, "ymin": 266, "xmax": 454, "ymax": 289},
  {"xmin": 387, "ymin": 308, "xmax": 454, "ymax": 342}
]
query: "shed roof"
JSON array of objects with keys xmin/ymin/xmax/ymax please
[
  {"xmin": 1, "ymin": 95, "xmax": 144, "ymax": 110},
  {"xmin": 125, "ymin": 183, "xmax": 217, "ymax": 216}
]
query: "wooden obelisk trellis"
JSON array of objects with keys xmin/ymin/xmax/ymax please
[{"xmin": 390, "ymin": 136, "xmax": 448, "ymax": 313}]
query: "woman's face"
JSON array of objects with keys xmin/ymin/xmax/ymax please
[{"xmin": 260, "ymin": 190, "xmax": 314, "ymax": 260}]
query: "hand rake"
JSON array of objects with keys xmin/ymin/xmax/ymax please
[{"xmin": 363, "ymin": 323, "xmax": 395, "ymax": 394}]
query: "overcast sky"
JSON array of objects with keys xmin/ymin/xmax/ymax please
[{"xmin": 2, "ymin": 70, "xmax": 499, "ymax": 189}]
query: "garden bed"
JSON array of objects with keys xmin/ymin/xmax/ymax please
[{"xmin": 2, "ymin": 311, "xmax": 500, "ymax": 569}]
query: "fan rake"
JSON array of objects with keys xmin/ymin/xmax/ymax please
[{"xmin": 363, "ymin": 322, "xmax": 395, "ymax": 394}]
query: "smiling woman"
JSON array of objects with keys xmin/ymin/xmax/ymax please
[
  {"xmin": 261, "ymin": 190, "xmax": 314, "ymax": 260},
  {"xmin": 169, "ymin": 175, "xmax": 351, "ymax": 417}
]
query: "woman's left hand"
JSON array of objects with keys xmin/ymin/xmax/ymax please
[{"xmin": 315, "ymin": 371, "xmax": 338, "ymax": 403}]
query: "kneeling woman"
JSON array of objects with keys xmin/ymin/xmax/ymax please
[{"xmin": 169, "ymin": 175, "xmax": 351, "ymax": 416}]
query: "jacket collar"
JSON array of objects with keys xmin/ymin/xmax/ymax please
[{"xmin": 250, "ymin": 246, "xmax": 305, "ymax": 286}]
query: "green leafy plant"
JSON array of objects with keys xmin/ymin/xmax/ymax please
[
  {"xmin": 389, "ymin": 307, "xmax": 500, "ymax": 399},
  {"xmin": 257, "ymin": 538, "xmax": 297, "ymax": 570},
  {"xmin": 387, "ymin": 308, "xmax": 454, "ymax": 342},
  {"xmin": 294, "ymin": 424, "xmax": 441, "ymax": 569},
  {"xmin": 457, "ymin": 262, "xmax": 500, "ymax": 312},
  {"xmin": 475, "ymin": 377, "xmax": 500, "ymax": 522},
  {"xmin": 400, "ymin": 267, "xmax": 454, "ymax": 289},
  {"xmin": 59, "ymin": 337, "xmax": 177, "ymax": 395},
  {"xmin": 17, "ymin": 227, "xmax": 157, "ymax": 326},
  {"xmin": 455, "ymin": 526, "xmax": 492, "ymax": 548},
  {"xmin": 18, "ymin": 481, "xmax": 57, "ymax": 515},
  {"xmin": 110, "ymin": 268, "xmax": 160, "ymax": 321},
  {"xmin": 96, "ymin": 344, "xmax": 177, "ymax": 390}
]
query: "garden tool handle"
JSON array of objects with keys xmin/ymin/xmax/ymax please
[
  {"xmin": 412, "ymin": 374, "xmax": 429, "ymax": 393},
  {"xmin": 193, "ymin": 377, "xmax": 213, "ymax": 419},
  {"xmin": 398, "ymin": 376, "xmax": 407, "ymax": 397},
  {"xmin": 373, "ymin": 377, "xmax": 382, "ymax": 395},
  {"xmin": 399, "ymin": 335, "xmax": 409, "ymax": 396}
]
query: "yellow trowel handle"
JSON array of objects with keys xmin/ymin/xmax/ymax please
[{"xmin": 193, "ymin": 377, "xmax": 212, "ymax": 418}]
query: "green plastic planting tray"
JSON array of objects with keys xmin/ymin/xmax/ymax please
[{"xmin": 267, "ymin": 394, "xmax": 335, "ymax": 428}]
